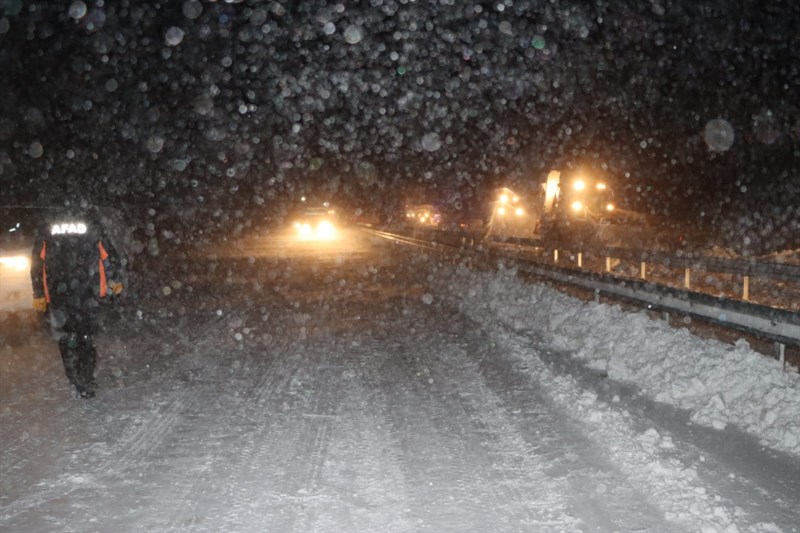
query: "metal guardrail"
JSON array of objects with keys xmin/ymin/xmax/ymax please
[
  {"xmin": 513, "ymin": 261, "xmax": 800, "ymax": 346},
  {"xmin": 367, "ymin": 227, "xmax": 800, "ymax": 348},
  {"xmin": 488, "ymin": 235, "xmax": 800, "ymax": 282}
]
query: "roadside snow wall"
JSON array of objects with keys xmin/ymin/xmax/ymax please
[{"xmin": 435, "ymin": 263, "xmax": 800, "ymax": 458}]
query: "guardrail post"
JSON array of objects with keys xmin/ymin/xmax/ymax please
[
  {"xmin": 640, "ymin": 261, "xmax": 647, "ymax": 280},
  {"xmin": 775, "ymin": 342, "xmax": 785, "ymax": 369},
  {"xmin": 662, "ymin": 311, "xmax": 670, "ymax": 325},
  {"xmin": 742, "ymin": 275, "xmax": 750, "ymax": 301},
  {"xmin": 578, "ymin": 252, "xmax": 583, "ymax": 268},
  {"xmin": 554, "ymin": 249, "xmax": 559, "ymax": 263},
  {"xmin": 606, "ymin": 257, "xmax": 611, "ymax": 272},
  {"xmin": 684, "ymin": 268, "xmax": 691, "ymax": 289}
]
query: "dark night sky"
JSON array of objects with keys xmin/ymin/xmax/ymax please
[{"xmin": 1, "ymin": 0, "xmax": 798, "ymax": 249}]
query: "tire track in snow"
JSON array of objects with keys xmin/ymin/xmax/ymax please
[
  {"xmin": 111, "ymin": 313, "xmax": 230, "ymax": 471},
  {"xmin": 295, "ymin": 353, "xmax": 414, "ymax": 533},
  {"xmin": 363, "ymin": 317, "xmax": 584, "ymax": 533},
  {"xmin": 205, "ymin": 353, "xmax": 343, "ymax": 532},
  {"xmin": 285, "ymin": 361, "xmax": 342, "ymax": 533},
  {"xmin": 90, "ymin": 314, "xmax": 304, "ymax": 532},
  {"xmin": 213, "ymin": 350, "xmax": 308, "ymax": 531},
  {"xmin": 0, "ymin": 313, "xmax": 231, "ymax": 523},
  {"xmin": 261, "ymin": 333, "xmax": 417, "ymax": 533}
]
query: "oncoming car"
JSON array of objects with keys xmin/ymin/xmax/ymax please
[{"xmin": 293, "ymin": 206, "xmax": 339, "ymax": 240}]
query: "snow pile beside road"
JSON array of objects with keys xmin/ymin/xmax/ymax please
[
  {"xmin": 494, "ymin": 333, "xmax": 776, "ymax": 533},
  {"xmin": 437, "ymin": 263, "xmax": 800, "ymax": 458}
]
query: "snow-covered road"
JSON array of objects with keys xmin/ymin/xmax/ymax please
[{"xmin": 1, "ymin": 229, "xmax": 798, "ymax": 532}]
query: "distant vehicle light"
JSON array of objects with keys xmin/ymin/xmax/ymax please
[
  {"xmin": 512, "ymin": 196, "xmax": 519, "ymax": 203},
  {"xmin": 297, "ymin": 223, "xmax": 313, "ymax": 238},
  {"xmin": 515, "ymin": 207, "xmax": 524, "ymax": 216},
  {"xmin": 573, "ymin": 180, "xmax": 586, "ymax": 191},
  {"xmin": 497, "ymin": 206, "xmax": 507, "ymax": 216},
  {"xmin": 571, "ymin": 201, "xmax": 583, "ymax": 211},
  {"xmin": 597, "ymin": 182, "xmax": 607, "ymax": 190},
  {"xmin": 606, "ymin": 203, "xmax": 615, "ymax": 211},
  {"xmin": 316, "ymin": 220, "xmax": 335, "ymax": 239},
  {"xmin": 0, "ymin": 255, "xmax": 30, "ymax": 271},
  {"xmin": 294, "ymin": 217, "xmax": 337, "ymax": 240}
]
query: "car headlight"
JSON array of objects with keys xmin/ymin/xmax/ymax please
[
  {"xmin": 0, "ymin": 255, "xmax": 30, "ymax": 271},
  {"xmin": 316, "ymin": 220, "xmax": 336, "ymax": 239},
  {"xmin": 295, "ymin": 222, "xmax": 313, "ymax": 238}
]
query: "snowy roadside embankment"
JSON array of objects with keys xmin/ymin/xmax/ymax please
[{"xmin": 434, "ymin": 263, "xmax": 800, "ymax": 458}]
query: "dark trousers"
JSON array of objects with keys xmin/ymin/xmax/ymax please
[
  {"xmin": 58, "ymin": 334, "xmax": 97, "ymax": 391},
  {"xmin": 49, "ymin": 304, "xmax": 99, "ymax": 393}
]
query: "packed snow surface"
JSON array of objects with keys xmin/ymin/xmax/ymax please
[{"xmin": 1, "ymin": 231, "xmax": 798, "ymax": 532}]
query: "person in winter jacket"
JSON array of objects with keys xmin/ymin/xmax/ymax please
[{"xmin": 30, "ymin": 209, "xmax": 124, "ymax": 398}]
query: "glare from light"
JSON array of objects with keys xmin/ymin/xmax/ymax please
[
  {"xmin": 499, "ymin": 193, "xmax": 509, "ymax": 204},
  {"xmin": 606, "ymin": 203, "xmax": 615, "ymax": 211},
  {"xmin": 515, "ymin": 207, "xmax": 524, "ymax": 216},
  {"xmin": 316, "ymin": 220, "xmax": 336, "ymax": 239},
  {"xmin": 512, "ymin": 196, "xmax": 519, "ymax": 203},
  {"xmin": 597, "ymin": 182, "xmax": 607, "ymax": 190},
  {"xmin": 571, "ymin": 201, "xmax": 583, "ymax": 211},
  {"xmin": 297, "ymin": 223, "xmax": 313, "ymax": 238},
  {"xmin": 573, "ymin": 180, "xmax": 586, "ymax": 191},
  {"xmin": 0, "ymin": 256, "xmax": 30, "ymax": 271},
  {"xmin": 544, "ymin": 171, "xmax": 560, "ymax": 212},
  {"xmin": 497, "ymin": 206, "xmax": 507, "ymax": 216}
]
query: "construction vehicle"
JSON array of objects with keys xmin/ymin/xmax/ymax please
[
  {"xmin": 537, "ymin": 170, "xmax": 621, "ymax": 249},
  {"xmin": 488, "ymin": 170, "xmax": 706, "ymax": 252}
]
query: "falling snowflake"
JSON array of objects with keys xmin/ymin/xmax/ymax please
[
  {"xmin": 421, "ymin": 132, "xmax": 442, "ymax": 152},
  {"xmin": 165, "ymin": 27, "xmax": 185, "ymax": 46},
  {"xmin": 182, "ymin": 0, "xmax": 203, "ymax": 20},
  {"xmin": 704, "ymin": 119, "xmax": 735, "ymax": 152},
  {"xmin": 344, "ymin": 25, "xmax": 363, "ymax": 44},
  {"xmin": 68, "ymin": 1, "xmax": 87, "ymax": 20}
]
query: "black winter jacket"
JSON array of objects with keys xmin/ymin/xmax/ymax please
[{"xmin": 30, "ymin": 214, "xmax": 122, "ymax": 307}]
